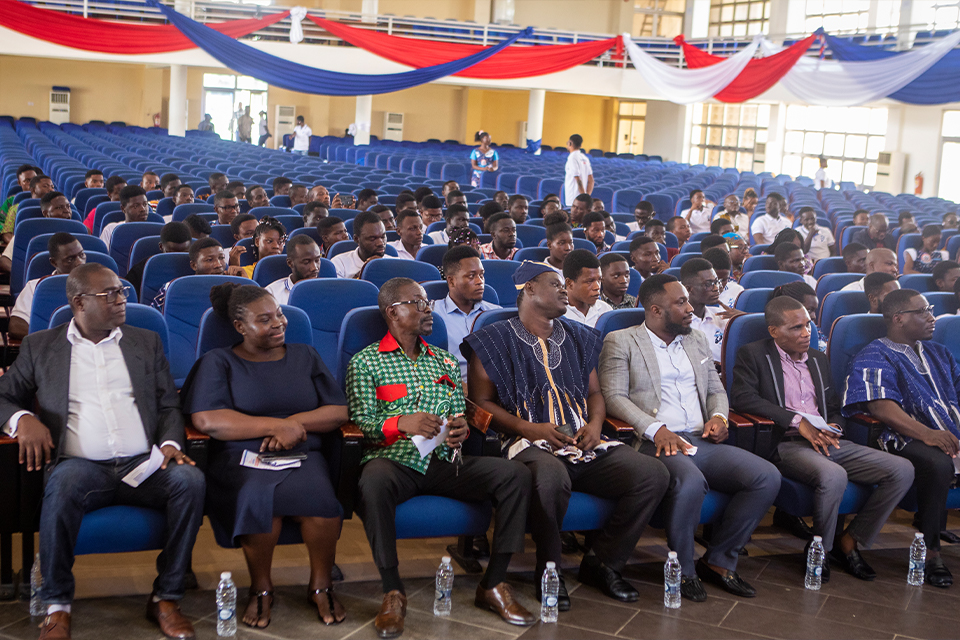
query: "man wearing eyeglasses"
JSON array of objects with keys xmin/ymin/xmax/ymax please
[
  {"xmin": 0, "ymin": 263, "xmax": 205, "ymax": 640},
  {"xmin": 212, "ymin": 190, "xmax": 241, "ymax": 227},
  {"xmin": 680, "ymin": 258, "xmax": 745, "ymax": 363},
  {"xmin": 346, "ymin": 277, "xmax": 535, "ymax": 638},
  {"xmin": 0, "ymin": 189, "xmax": 72, "ymax": 276},
  {"xmin": 843, "ymin": 289, "xmax": 960, "ymax": 589},
  {"xmin": 100, "ymin": 185, "xmax": 150, "ymax": 252}
]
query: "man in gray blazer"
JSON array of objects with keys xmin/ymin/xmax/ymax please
[
  {"xmin": 599, "ymin": 274, "xmax": 781, "ymax": 603},
  {"xmin": 0, "ymin": 264, "xmax": 204, "ymax": 640}
]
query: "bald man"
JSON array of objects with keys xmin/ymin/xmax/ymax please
[{"xmin": 840, "ymin": 248, "xmax": 899, "ymax": 292}]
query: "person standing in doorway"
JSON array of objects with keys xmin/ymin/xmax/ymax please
[
  {"xmin": 815, "ymin": 157, "xmax": 834, "ymax": 190},
  {"xmin": 257, "ymin": 111, "xmax": 271, "ymax": 147},
  {"xmin": 470, "ymin": 130, "xmax": 499, "ymax": 188},
  {"xmin": 237, "ymin": 106, "xmax": 253, "ymax": 144},
  {"xmin": 293, "ymin": 115, "xmax": 312, "ymax": 156},
  {"xmin": 564, "ymin": 134, "xmax": 593, "ymax": 209}
]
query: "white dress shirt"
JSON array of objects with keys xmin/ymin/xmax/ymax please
[
  {"xmin": 840, "ymin": 278, "xmax": 865, "ymax": 292},
  {"xmin": 797, "ymin": 225, "xmax": 836, "ymax": 262},
  {"xmin": 643, "ymin": 327, "xmax": 703, "ymax": 441},
  {"xmin": 750, "ymin": 214, "xmax": 791, "ymax": 244},
  {"xmin": 293, "ymin": 124, "xmax": 313, "ymax": 151},
  {"xmin": 564, "ymin": 151, "xmax": 593, "ymax": 207},
  {"xmin": 265, "ymin": 276, "xmax": 294, "ymax": 305},
  {"xmin": 689, "ymin": 305, "xmax": 726, "ymax": 362},
  {"xmin": 428, "ymin": 230, "xmax": 449, "ymax": 245},
  {"xmin": 681, "ymin": 207, "xmax": 712, "ymax": 234},
  {"xmin": 11, "ymin": 276, "xmax": 47, "ymax": 323},
  {"xmin": 100, "ymin": 221, "xmax": 122, "ymax": 251},
  {"xmin": 719, "ymin": 281, "xmax": 743, "ymax": 308},
  {"xmin": 626, "ymin": 221, "xmax": 641, "ymax": 234},
  {"xmin": 432, "ymin": 295, "xmax": 501, "ymax": 381},
  {"xmin": 564, "ymin": 299, "xmax": 612, "ymax": 328},
  {"xmin": 4, "ymin": 321, "xmax": 178, "ymax": 460},
  {"xmin": 331, "ymin": 248, "xmax": 366, "ymax": 279},
  {"xmin": 388, "ymin": 239, "xmax": 419, "ymax": 261}
]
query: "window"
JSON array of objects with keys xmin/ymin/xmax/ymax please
[
  {"xmin": 912, "ymin": 1, "xmax": 960, "ymax": 32},
  {"xmin": 781, "ymin": 105, "xmax": 887, "ymax": 187},
  {"xmin": 689, "ymin": 103, "xmax": 769, "ymax": 171},
  {"xmin": 203, "ymin": 74, "xmax": 268, "ymax": 91},
  {"xmin": 938, "ymin": 110, "xmax": 960, "ymax": 202},
  {"xmin": 617, "ymin": 102, "xmax": 646, "ymax": 154},
  {"xmin": 708, "ymin": 0, "xmax": 769, "ymax": 38},
  {"xmin": 633, "ymin": 0, "xmax": 686, "ymax": 37},
  {"xmin": 803, "ymin": 0, "xmax": 899, "ymax": 35}
]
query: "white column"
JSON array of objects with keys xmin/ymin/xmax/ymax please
[
  {"xmin": 168, "ymin": 64, "xmax": 188, "ymax": 137},
  {"xmin": 492, "ymin": 0, "xmax": 515, "ymax": 24},
  {"xmin": 526, "ymin": 89, "xmax": 545, "ymax": 155},
  {"xmin": 361, "ymin": 0, "xmax": 378, "ymax": 24},
  {"xmin": 684, "ymin": 0, "xmax": 711, "ymax": 38},
  {"xmin": 354, "ymin": 94, "xmax": 372, "ymax": 146}
]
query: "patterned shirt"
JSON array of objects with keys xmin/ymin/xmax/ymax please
[
  {"xmin": 479, "ymin": 242, "xmax": 518, "ymax": 261},
  {"xmin": 601, "ymin": 293, "xmax": 637, "ymax": 310},
  {"xmin": 346, "ymin": 331, "xmax": 465, "ymax": 473}
]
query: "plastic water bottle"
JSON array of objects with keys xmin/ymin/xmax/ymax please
[
  {"xmin": 663, "ymin": 551, "xmax": 681, "ymax": 609},
  {"xmin": 433, "ymin": 556, "xmax": 453, "ymax": 616},
  {"xmin": 908, "ymin": 532, "xmax": 926, "ymax": 586},
  {"xmin": 29, "ymin": 552, "xmax": 43, "ymax": 617},
  {"xmin": 540, "ymin": 562, "xmax": 560, "ymax": 623},
  {"xmin": 216, "ymin": 571, "xmax": 237, "ymax": 637},
  {"xmin": 805, "ymin": 536, "xmax": 824, "ymax": 591}
]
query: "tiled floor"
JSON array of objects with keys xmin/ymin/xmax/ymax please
[{"xmin": 0, "ymin": 511, "xmax": 957, "ymax": 640}]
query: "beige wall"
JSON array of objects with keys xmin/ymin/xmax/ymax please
[
  {"xmin": 379, "ymin": 0, "xmax": 474, "ymax": 20},
  {"xmin": 513, "ymin": 0, "xmax": 630, "ymax": 34}
]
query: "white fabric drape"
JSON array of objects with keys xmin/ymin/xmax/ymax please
[
  {"xmin": 759, "ymin": 30, "xmax": 960, "ymax": 106},
  {"xmin": 622, "ymin": 34, "xmax": 761, "ymax": 105},
  {"xmin": 289, "ymin": 6, "xmax": 307, "ymax": 44}
]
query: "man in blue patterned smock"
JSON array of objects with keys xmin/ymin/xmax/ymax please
[
  {"xmin": 465, "ymin": 261, "xmax": 670, "ymax": 613},
  {"xmin": 347, "ymin": 277, "xmax": 534, "ymax": 639},
  {"xmin": 843, "ymin": 288, "xmax": 960, "ymax": 589}
]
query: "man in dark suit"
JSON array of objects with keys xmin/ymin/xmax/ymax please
[
  {"xmin": 0, "ymin": 263, "xmax": 205, "ymax": 640},
  {"xmin": 731, "ymin": 296, "xmax": 914, "ymax": 582}
]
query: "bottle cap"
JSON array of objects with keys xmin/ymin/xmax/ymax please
[
  {"xmin": 812, "ymin": 535, "xmax": 822, "ymax": 542},
  {"xmin": 668, "ymin": 551, "xmax": 677, "ymax": 559},
  {"xmin": 441, "ymin": 556, "xmax": 452, "ymax": 564},
  {"xmin": 545, "ymin": 561, "xmax": 556, "ymax": 569},
  {"xmin": 915, "ymin": 532, "xmax": 924, "ymax": 538},
  {"xmin": 220, "ymin": 571, "xmax": 231, "ymax": 580}
]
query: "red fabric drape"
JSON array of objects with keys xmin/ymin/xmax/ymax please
[
  {"xmin": 0, "ymin": 0, "xmax": 290, "ymax": 53},
  {"xmin": 308, "ymin": 16, "xmax": 616, "ymax": 79},
  {"xmin": 676, "ymin": 34, "xmax": 818, "ymax": 102}
]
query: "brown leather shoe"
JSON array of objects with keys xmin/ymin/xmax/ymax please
[
  {"xmin": 375, "ymin": 590, "xmax": 406, "ymax": 639},
  {"xmin": 37, "ymin": 611, "xmax": 70, "ymax": 640},
  {"xmin": 474, "ymin": 583, "xmax": 535, "ymax": 626},
  {"xmin": 146, "ymin": 598, "xmax": 196, "ymax": 640}
]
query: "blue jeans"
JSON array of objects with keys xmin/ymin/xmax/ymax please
[
  {"xmin": 39, "ymin": 454, "xmax": 205, "ymax": 603},
  {"xmin": 291, "ymin": 149, "xmax": 307, "ymax": 156}
]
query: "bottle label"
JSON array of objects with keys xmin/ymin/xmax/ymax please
[
  {"xmin": 218, "ymin": 608, "xmax": 234, "ymax": 621},
  {"xmin": 436, "ymin": 589, "xmax": 452, "ymax": 601},
  {"xmin": 814, "ymin": 566, "xmax": 821, "ymax": 577},
  {"xmin": 665, "ymin": 585, "xmax": 678, "ymax": 596},
  {"xmin": 545, "ymin": 596, "xmax": 558, "ymax": 607}
]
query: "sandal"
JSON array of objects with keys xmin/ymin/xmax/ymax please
[
  {"xmin": 309, "ymin": 587, "xmax": 345, "ymax": 626},
  {"xmin": 242, "ymin": 589, "xmax": 274, "ymax": 629}
]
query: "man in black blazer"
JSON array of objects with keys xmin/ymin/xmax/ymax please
[
  {"xmin": 0, "ymin": 264, "xmax": 204, "ymax": 640},
  {"xmin": 731, "ymin": 296, "xmax": 914, "ymax": 582}
]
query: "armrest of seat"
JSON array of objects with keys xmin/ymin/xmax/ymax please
[
  {"xmin": 845, "ymin": 412, "xmax": 884, "ymax": 449},
  {"xmin": 336, "ymin": 422, "xmax": 364, "ymax": 519},
  {"xmin": 182, "ymin": 421, "xmax": 210, "ymax": 471},
  {"xmin": 603, "ymin": 416, "xmax": 637, "ymax": 445}
]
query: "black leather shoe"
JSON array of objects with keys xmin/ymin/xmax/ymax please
[
  {"xmin": 774, "ymin": 508, "xmax": 814, "ymax": 541},
  {"xmin": 941, "ymin": 530, "xmax": 960, "ymax": 545},
  {"xmin": 695, "ymin": 559, "xmax": 756, "ymax": 598},
  {"xmin": 561, "ymin": 532, "xmax": 581, "ymax": 554},
  {"xmin": 536, "ymin": 574, "xmax": 571, "ymax": 611},
  {"xmin": 829, "ymin": 547, "xmax": 876, "ymax": 581},
  {"xmin": 926, "ymin": 556, "xmax": 954, "ymax": 588},
  {"xmin": 680, "ymin": 576, "xmax": 707, "ymax": 602},
  {"xmin": 578, "ymin": 558, "xmax": 639, "ymax": 603}
]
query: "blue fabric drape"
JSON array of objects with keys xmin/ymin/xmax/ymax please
[
  {"xmin": 150, "ymin": 1, "xmax": 532, "ymax": 96},
  {"xmin": 825, "ymin": 31, "xmax": 960, "ymax": 105}
]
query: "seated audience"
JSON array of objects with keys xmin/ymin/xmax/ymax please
[
  {"xmin": 564, "ymin": 250, "xmax": 612, "ymax": 328},
  {"xmin": 899, "ymin": 211, "xmax": 918, "ymax": 236},
  {"xmin": 226, "ymin": 181, "xmax": 245, "ymax": 202},
  {"xmin": 843, "ymin": 242, "xmax": 868, "ymax": 274},
  {"xmin": 213, "ymin": 190, "xmax": 241, "ymax": 227},
  {"xmin": 428, "ymin": 203, "xmax": 469, "ymax": 245},
  {"xmin": 431, "ymin": 246, "xmax": 500, "ymax": 382},
  {"xmin": 570, "ymin": 194, "xmax": 593, "ymax": 228},
  {"xmin": 467, "ymin": 262, "xmax": 669, "ymax": 610},
  {"xmin": 289, "ymin": 183, "xmax": 308, "ymax": 207},
  {"xmin": 0, "ymin": 191, "xmax": 74, "ymax": 274},
  {"xmin": 265, "ymin": 235, "xmax": 323, "ymax": 305},
  {"xmin": 864, "ymin": 272, "xmax": 900, "ymax": 314},
  {"xmin": 775, "ymin": 242, "xmax": 817, "ymax": 288},
  {"xmin": 710, "ymin": 217, "xmax": 735, "ymax": 238},
  {"xmin": 852, "ymin": 209, "xmax": 870, "ymax": 227},
  {"xmin": 703, "ymin": 247, "xmax": 743, "ymax": 307},
  {"xmin": 348, "ymin": 278, "xmax": 535, "ymax": 637},
  {"xmin": 667, "ymin": 216, "xmax": 692, "ymax": 249},
  {"xmin": 272, "ymin": 177, "xmax": 292, "ymax": 197},
  {"xmin": 477, "ymin": 201, "xmax": 504, "ymax": 233},
  {"xmin": 317, "ymin": 217, "xmax": 349, "ymax": 258},
  {"xmin": 592, "ymin": 198, "xmax": 605, "ymax": 213},
  {"xmin": 246, "ymin": 184, "xmax": 270, "ymax": 210},
  {"xmin": 742, "ymin": 188, "xmax": 759, "ymax": 218},
  {"xmin": 724, "ymin": 233, "xmax": 747, "ymax": 281},
  {"xmin": 207, "ymin": 172, "xmax": 228, "ymax": 198},
  {"xmin": 0, "ymin": 164, "xmax": 38, "ymax": 236},
  {"xmin": 141, "ymin": 171, "xmax": 159, "ymax": 192},
  {"xmin": 700, "ymin": 234, "xmax": 727, "ymax": 254},
  {"xmin": 771, "ymin": 282, "xmax": 825, "ymax": 351},
  {"xmin": 943, "ymin": 212, "xmax": 959, "ymax": 231},
  {"xmin": 599, "ymin": 253, "xmax": 636, "ymax": 309},
  {"xmin": 581, "ymin": 211, "xmax": 611, "ymax": 254},
  {"xmin": 160, "ymin": 173, "xmax": 182, "ymax": 200},
  {"xmin": 231, "ymin": 214, "xmax": 258, "ymax": 243},
  {"xmin": 444, "ymin": 189, "xmax": 466, "ymax": 209},
  {"xmin": 851, "ymin": 214, "xmax": 897, "ymax": 251},
  {"xmin": 731, "ymin": 296, "xmax": 914, "ymax": 581},
  {"xmin": 306, "ymin": 185, "xmax": 339, "ymax": 208},
  {"xmin": 8, "ymin": 172, "xmax": 57, "ymax": 230},
  {"xmin": 797, "ymin": 207, "xmax": 836, "ymax": 262},
  {"xmin": 681, "ymin": 189, "xmax": 711, "ymax": 234},
  {"xmin": 629, "ymin": 236, "xmax": 666, "ymax": 283},
  {"xmin": 715, "ymin": 194, "xmax": 749, "ymax": 240},
  {"xmin": 602, "ymin": 211, "xmax": 623, "ymax": 241},
  {"xmin": 152, "ymin": 237, "xmax": 241, "ymax": 312},
  {"xmin": 493, "ymin": 190, "xmax": 509, "ymax": 209},
  {"xmin": 370, "ymin": 204, "xmax": 396, "ymax": 232},
  {"xmin": 9, "ymin": 232, "xmax": 87, "ymax": 340},
  {"xmin": 388, "ymin": 210, "xmax": 423, "ymax": 260},
  {"xmin": 418, "ymin": 195, "xmax": 444, "ymax": 228},
  {"xmin": 507, "ymin": 195, "xmax": 529, "ymax": 225},
  {"xmin": 540, "ymin": 199, "xmax": 562, "ymax": 218},
  {"xmin": 751, "ymin": 194, "xmax": 792, "ymax": 245},
  {"xmin": 933, "ymin": 260, "xmax": 960, "ymax": 293},
  {"xmin": 413, "ymin": 187, "xmax": 434, "ymax": 207},
  {"xmin": 841, "ymin": 248, "xmax": 899, "ymax": 291},
  {"xmin": 183, "ymin": 283, "xmax": 348, "ymax": 628},
  {"xmin": 331, "ymin": 211, "xmax": 386, "ymax": 279},
  {"xmin": 235, "ymin": 217, "xmax": 287, "ymax": 279},
  {"xmin": 599, "ymin": 274, "xmax": 780, "ymax": 602},
  {"xmin": 904, "ymin": 225, "xmax": 948, "ymax": 274},
  {"xmin": 395, "ymin": 192, "xmax": 417, "ymax": 214},
  {"xmin": 183, "ymin": 213, "xmax": 212, "ymax": 240},
  {"xmin": 842, "ymin": 288, "xmax": 960, "ymax": 587},
  {"xmin": 544, "ymin": 222, "xmax": 574, "ymax": 274},
  {"xmin": 126, "ymin": 221, "xmax": 192, "ymax": 295},
  {"xmin": 84, "ymin": 169, "xmax": 105, "ymax": 191},
  {"xmin": 681, "ymin": 257, "xmax": 745, "ymax": 362},
  {"xmin": 0, "ymin": 263, "xmax": 205, "ymax": 640},
  {"xmin": 81, "ymin": 175, "xmax": 123, "ymax": 233},
  {"xmin": 441, "ymin": 180, "xmax": 460, "ymax": 200},
  {"xmin": 543, "ymin": 210, "xmax": 570, "ymax": 227},
  {"xmin": 172, "ymin": 184, "xmax": 196, "ymax": 208},
  {"xmin": 480, "ymin": 213, "xmax": 518, "ymax": 261}
]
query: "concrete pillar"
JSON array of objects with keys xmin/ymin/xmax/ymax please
[
  {"xmin": 168, "ymin": 64, "xmax": 188, "ymax": 137},
  {"xmin": 897, "ymin": 0, "xmax": 917, "ymax": 50},
  {"xmin": 684, "ymin": 0, "xmax": 711, "ymax": 38},
  {"xmin": 492, "ymin": 0, "xmax": 514, "ymax": 24},
  {"xmin": 354, "ymin": 94, "xmax": 372, "ymax": 146},
  {"xmin": 361, "ymin": 0, "xmax": 377, "ymax": 24},
  {"xmin": 767, "ymin": 0, "xmax": 790, "ymax": 40},
  {"xmin": 526, "ymin": 89, "xmax": 545, "ymax": 155}
]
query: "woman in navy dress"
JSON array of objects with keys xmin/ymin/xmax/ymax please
[{"xmin": 182, "ymin": 283, "xmax": 348, "ymax": 628}]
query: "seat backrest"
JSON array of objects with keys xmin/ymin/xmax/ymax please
[
  {"xmin": 419, "ymin": 280, "xmax": 500, "ymax": 305},
  {"xmin": 472, "ymin": 308, "xmax": 520, "ymax": 333},
  {"xmin": 109, "ymin": 222, "xmax": 165, "ymax": 276},
  {"xmin": 898, "ymin": 273, "xmax": 935, "ymax": 293},
  {"xmin": 26, "ymin": 250, "xmax": 117, "ymax": 283},
  {"xmin": 927, "ymin": 291, "xmax": 960, "ymax": 317},
  {"xmin": 30, "ymin": 275, "xmax": 137, "ymax": 334},
  {"xmin": 818, "ymin": 290, "xmax": 870, "ymax": 332},
  {"xmin": 172, "ymin": 203, "xmax": 215, "ymax": 222},
  {"xmin": 742, "ymin": 255, "xmax": 779, "ymax": 273},
  {"xmin": 12, "ymin": 219, "xmax": 89, "ymax": 298},
  {"xmin": 669, "ymin": 252, "xmax": 700, "ymax": 269},
  {"xmin": 49, "ymin": 302, "xmax": 170, "ymax": 358},
  {"xmin": 24, "ymin": 234, "xmax": 107, "ymax": 279},
  {"xmin": 594, "ymin": 308, "xmax": 645, "ymax": 341},
  {"xmin": 897, "ymin": 233, "xmax": 922, "ymax": 271},
  {"xmin": 812, "ymin": 256, "xmax": 847, "ymax": 279},
  {"xmin": 196, "ymin": 304, "xmax": 312, "ymax": 358},
  {"xmin": 720, "ymin": 314, "xmax": 776, "ymax": 395},
  {"xmin": 361, "ymin": 258, "xmax": 441, "ymax": 289},
  {"xmin": 739, "ymin": 270, "xmax": 802, "ymax": 289},
  {"xmin": 479, "ymin": 260, "xmax": 520, "ymax": 307},
  {"xmin": 733, "ymin": 288, "xmax": 774, "ymax": 312},
  {"xmin": 415, "ymin": 244, "xmax": 447, "ymax": 268},
  {"xmin": 141, "ymin": 253, "xmax": 195, "ymax": 303},
  {"xmin": 252, "ymin": 254, "xmax": 292, "ymax": 287},
  {"xmin": 92, "ymin": 202, "xmax": 122, "ymax": 235},
  {"xmin": 249, "ymin": 206, "xmax": 297, "ymax": 220},
  {"xmin": 128, "ymin": 236, "xmax": 163, "ymax": 272},
  {"xmin": 514, "ymin": 247, "xmax": 550, "ymax": 263},
  {"xmin": 816, "ymin": 272, "xmax": 862, "ymax": 300},
  {"xmin": 826, "ymin": 313, "xmax": 887, "ymax": 395},
  {"xmin": 335, "ymin": 306, "xmax": 449, "ymax": 385},
  {"xmin": 162, "ymin": 275, "xmax": 250, "ymax": 384},
  {"xmin": 155, "ymin": 197, "xmax": 175, "ymax": 220},
  {"xmin": 933, "ymin": 315, "xmax": 960, "ymax": 363},
  {"xmin": 515, "ymin": 224, "xmax": 546, "ymax": 249},
  {"xmin": 287, "ymin": 278, "xmax": 380, "ymax": 373},
  {"xmin": 679, "ymin": 241, "xmax": 701, "ymax": 254}
]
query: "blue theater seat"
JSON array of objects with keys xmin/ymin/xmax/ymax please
[{"xmin": 361, "ymin": 258, "xmax": 441, "ymax": 289}]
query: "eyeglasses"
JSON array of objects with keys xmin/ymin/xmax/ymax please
[
  {"xmin": 78, "ymin": 286, "xmax": 132, "ymax": 304},
  {"xmin": 897, "ymin": 305, "xmax": 935, "ymax": 317},
  {"xmin": 389, "ymin": 299, "xmax": 435, "ymax": 313},
  {"xmin": 694, "ymin": 278, "xmax": 722, "ymax": 289},
  {"xmin": 219, "ymin": 203, "xmax": 240, "ymax": 211}
]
